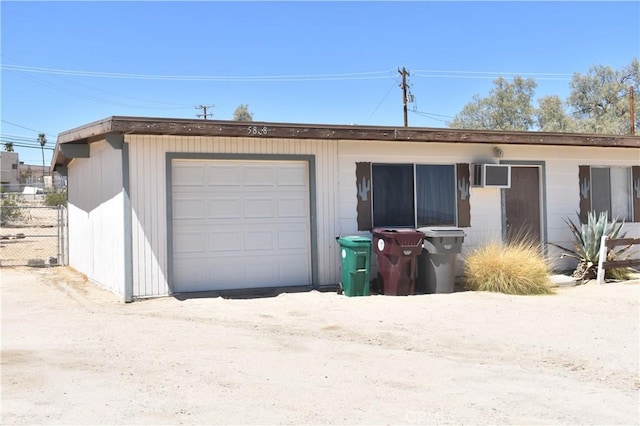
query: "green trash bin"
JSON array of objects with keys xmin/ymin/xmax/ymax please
[{"xmin": 336, "ymin": 236, "xmax": 372, "ymax": 296}]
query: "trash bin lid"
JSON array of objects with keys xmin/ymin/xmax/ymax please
[
  {"xmin": 372, "ymin": 228, "xmax": 423, "ymax": 237},
  {"xmin": 336, "ymin": 235, "xmax": 372, "ymax": 247},
  {"xmin": 417, "ymin": 227, "xmax": 466, "ymax": 238},
  {"xmin": 372, "ymin": 228, "xmax": 424, "ymax": 246}
]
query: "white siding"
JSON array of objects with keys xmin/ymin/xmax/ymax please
[
  {"xmin": 68, "ymin": 140, "xmax": 125, "ymax": 296},
  {"xmin": 126, "ymin": 135, "xmax": 339, "ymax": 297},
  {"xmin": 119, "ymin": 134, "xmax": 639, "ymax": 297},
  {"xmin": 337, "ymin": 141, "xmax": 640, "ymax": 273}
]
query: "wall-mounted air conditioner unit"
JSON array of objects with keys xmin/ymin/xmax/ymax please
[{"xmin": 472, "ymin": 164, "xmax": 511, "ymax": 188}]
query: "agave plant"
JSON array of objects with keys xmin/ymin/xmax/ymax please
[{"xmin": 550, "ymin": 211, "xmax": 631, "ymax": 283}]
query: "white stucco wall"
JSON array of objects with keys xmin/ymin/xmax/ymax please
[{"xmin": 68, "ymin": 140, "xmax": 125, "ymax": 296}]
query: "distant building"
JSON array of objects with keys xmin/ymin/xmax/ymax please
[
  {"xmin": 1, "ymin": 150, "xmax": 66, "ymax": 192},
  {"xmin": 0, "ymin": 151, "xmax": 20, "ymax": 191}
]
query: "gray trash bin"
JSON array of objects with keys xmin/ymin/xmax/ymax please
[{"xmin": 417, "ymin": 227, "xmax": 466, "ymax": 294}]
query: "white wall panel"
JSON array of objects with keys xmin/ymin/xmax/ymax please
[
  {"xmin": 126, "ymin": 135, "xmax": 339, "ymax": 297},
  {"xmin": 337, "ymin": 140, "xmax": 640, "ymax": 274},
  {"xmin": 68, "ymin": 141, "xmax": 124, "ymax": 296},
  {"xmin": 121, "ymin": 134, "xmax": 639, "ymax": 297}
]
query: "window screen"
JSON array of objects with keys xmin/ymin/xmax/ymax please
[
  {"xmin": 591, "ymin": 167, "xmax": 611, "ymax": 218},
  {"xmin": 372, "ymin": 164, "xmax": 414, "ymax": 227},
  {"xmin": 416, "ymin": 165, "xmax": 456, "ymax": 226},
  {"xmin": 591, "ymin": 167, "xmax": 631, "ymax": 221}
]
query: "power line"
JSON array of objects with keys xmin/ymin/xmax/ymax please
[
  {"xmin": 2, "ymin": 63, "xmax": 395, "ymax": 82},
  {"xmin": 412, "ymin": 68, "xmax": 573, "ymax": 77},
  {"xmin": 0, "ymin": 141, "xmax": 55, "ymax": 151},
  {"xmin": 410, "ymin": 110, "xmax": 451, "ymax": 124},
  {"xmin": 368, "ymin": 78, "xmax": 400, "ymax": 120},
  {"xmin": 412, "ymin": 72, "xmax": 571, "ymax": 81},
  {"xmin": 2, "ymin": 54, "xmax": 194, "ymax": 108},
  {"xmin": 3, "ymin": 61, "xmax": 576, "ymax": 81},
  {"xmin": 0, "ymin": 120, "xmax": 55, "ymax": 138},
  {"xmin": 14, "ymin": 72, "xmax": 194, "ymax": 110}
]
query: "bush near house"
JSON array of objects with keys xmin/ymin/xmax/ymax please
[
  {"xmin": 1, "ymin": 194, "xmax": 28, "ymax": 226},
  {"xmin": 464, "ymin": 239, "xmax": 555, "ymax": 295},
  {"xmin": 550, "ymin": 211, "xmax": 631, "ymax": 283},
  {"xmin": 44, "ymin": 189, "xmax": 67, "ymax": 207}
]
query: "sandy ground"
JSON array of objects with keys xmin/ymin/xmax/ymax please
[{"xmin": 1, "ymin": 267, "xmax": 639, "ymax": 425}]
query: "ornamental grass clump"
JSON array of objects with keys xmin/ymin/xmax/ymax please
[{"xmin": 464, "ymin": 240, "xmax": 555, "ymax": 295}]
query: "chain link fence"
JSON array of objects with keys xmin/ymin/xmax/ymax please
[{"xmin": 0, "ymin": 202, "xmax": 67, "ymax": 267}]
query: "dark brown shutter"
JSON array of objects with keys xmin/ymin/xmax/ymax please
[
  {"xmin": 356, "ymin": 162, "xmax": 372, "ymax": 230},
  {"xmin": 633, "ymin": 166, "xmax": 640, "ymax": 223},
  {"xmin": 578, "ymin": 165, "xmax": 591, "ymax": 224},
  {"xmin": 456, "ymin": 163, "xmax": 471, "ymax": 227}
]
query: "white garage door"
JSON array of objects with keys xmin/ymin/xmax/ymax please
[{"xmin": 171, "ymin": 159, "xmax": 311, "ymax": 292}]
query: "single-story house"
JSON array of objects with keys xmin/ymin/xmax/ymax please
[{"xmin": 52, "ymin": 116, "xmax": 640, "ymax": 301}]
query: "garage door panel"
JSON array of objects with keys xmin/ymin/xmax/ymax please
[
  {"xmin": 243, "ymin": 198, "xmax": 276, "ymax": 218},
  {"xmin": 174, "ymin": 231, "xmax": 207, "ymax": 254},
  {"xmin": 243, "ymin": 165, "xmax": 277, "ymax": 186},
  {"xmin": 245, "ymin": 258, "xmax": 278, "ymax": 285},
  {"xmin": 278, "ymin": 227, "xmax": 308, "ymax": 249},
  {"xmin": 173, "ymin": 258, "xmax": 208, "ymax": 288},
  {"xmin": 278, "ymin": 166, "xmax": 307, "ymax": 185},
  {"xmin": 278, "ymin": 255, "xmax": 310, "ymax": 284},
  {"xmin": 207, "ymin": 165, "xmax": 241, "ymax": 186},
  {"xmin": 209, "ymin": 230, "xmax": 243, "ymax": 252},
  {"xmin": 173, "ymin": 198, "xmax": 206, "ymax": 220},
  {"xmin": 208, "ymin": 261, "xmax": 245, "ymax": 288},
  {"xmin": 278, "ymin": 197, "xmax": 308, "ymax": 217},
  {"xmin": 208, "ymin": 198, "xmax": 242, "ymax": 219},
  {"xmin": 173, "ymin": 164, "xmax": 205, "ymax": 186},
  {"xmin": 247, "ymin": 229, "xmax": 277, "ymax": 250},
  {"xmin": 172, "ymin": 159, "xmax": 311, "ymax": 293}
]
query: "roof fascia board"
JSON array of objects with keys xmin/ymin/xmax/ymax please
[{"xmin": 55, "ymin": 116, "xmax": 640, "ymax": 149}]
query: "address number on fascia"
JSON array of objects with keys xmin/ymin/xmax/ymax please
[{"xmin": 247, "ymin": 126, "xmax": 269, "ymax": 136}]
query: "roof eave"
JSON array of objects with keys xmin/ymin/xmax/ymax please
[{"xmin": 52, "ymin": 116, "xmax": 640, "ymax": 169}]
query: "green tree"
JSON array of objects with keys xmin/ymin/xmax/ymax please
[
  {"xmin": 536, "ymin": 95, "xmax": 575, "ymax": 132},
  {"xmin": 3, "ymin": 142, "xmax": 14, "ymax": 152},
  {"xmin": 233, "ymin": 104, "xmax": 253, "ymax": 121},
  {"xmin": 449, "ymin": 59, "xmax": 638, "ymax": 135},
  {"xmin": 567, "ymin": 59, "xmax": 639, "ymax": 134},
  {"xmin": 449, "ymin": 77, "xmax": 537, "ymax": 131}
]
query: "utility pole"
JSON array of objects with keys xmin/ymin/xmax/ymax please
[
  {"xmin": 196, "ymin": 104, "xmax": 215, "ymax": 120},
  {"xmin": 37, "ymin": 133, "xmax": 47, "ymax": 192},
  {"xmin": 630, "ymin": 86, "xmax": 635, "ymax": 135},
  {"xmin": 398, "ymin": 67, "xmax": 409, "ymax": 127}
]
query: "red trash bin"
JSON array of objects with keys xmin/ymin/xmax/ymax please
[{"xmin": 372, "ymin": 228, "xmax": 425, "ymax": 296}]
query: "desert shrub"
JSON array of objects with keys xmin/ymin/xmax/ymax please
[
  {"xmin": 44, "ymin": 189, "xmax": 67, "ymax": 207},
  {"xmin": 549, "ymin": 211, "xmax": 631, "ymax": 282},
  {"xmin": 1, "ymin": 194, "xmax": 28, "ymax": 226},
  {"xmin": 464, "ymin": 239, "xmax": 554, "ymax": 295}
]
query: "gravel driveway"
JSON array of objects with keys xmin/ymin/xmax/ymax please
[{"xmin": 1, "ymin": 266, "xmax": 639, "ymax": 425}]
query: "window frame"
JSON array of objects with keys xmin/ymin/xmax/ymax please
[
  {"xmin": 371, "ymin": 162, "xmax": 459, "ymax": 228},
  {"xmin": 590, "ymin": 165, "xmax": 633, "ymax": 221}
]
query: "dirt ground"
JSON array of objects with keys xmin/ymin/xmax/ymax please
[
  {"xmin": 1, "ymin": 267, "xmax": 639, "ymax": 425},
  {"xmin": 0, "ymin": 204, "xmax": 63, "ymax": 267}
]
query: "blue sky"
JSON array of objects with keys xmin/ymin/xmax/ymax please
[{"xmin": 1, "ymin": 1, "xmax": 638, "ymax": 165}]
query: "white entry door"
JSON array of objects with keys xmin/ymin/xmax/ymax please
[{"xmin": 171, "ymin": 159, "xmax": 311, "ymax": 292}]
